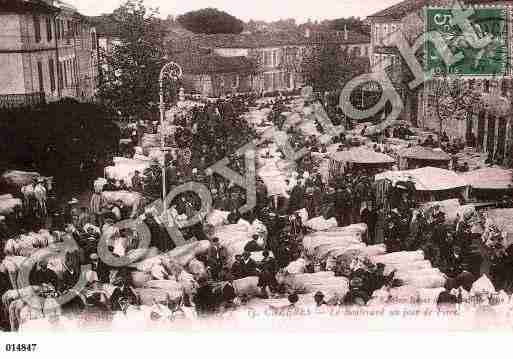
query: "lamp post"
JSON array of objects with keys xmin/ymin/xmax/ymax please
[{"xmin": 159, "ymin": 61, "xmax": 183, "ymax": 221}]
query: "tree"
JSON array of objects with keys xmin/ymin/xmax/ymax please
[
  {"xmin": 97, "ymin": 0, "xmax": 167, "ymax": 120},
  {"xmin": 301, "ymin": 41, "xmax": 367, "ymax": 93},
  {"xmin": 429, "ymin": 77, "xmax": 481, "ymax": 144},
  {"xmin": 177, "ymin": 8, "xmax": 244, "ymax": 34},
  {"xmin": 328, "ymin": 17, "xmax": 370, "ymax": 35},
  {"xmin": 0, "ymin": 99, "xmax": 120, "ymax": 196}
]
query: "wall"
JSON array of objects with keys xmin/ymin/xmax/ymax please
[
  {"xmin": 213, "ymin": 48, "xmax": 249, "ymax": 57},
  {"xmin": 0, "ymin": 53, "xmax": 25, "ymax": 93}
]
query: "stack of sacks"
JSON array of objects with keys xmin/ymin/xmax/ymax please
[
  {"xmin": 1, "ymin": 249, "xmax": 69, "ymax": 290},
  {"xmin": 302, "ymin": 224, "xmax": 376, "ymax": 262},
  {"xmin": 304, "ymin": 217, "xmax": 338, "ymax": 231},
  {"xmin": 421, "ymin": 199, "xmax": 476, "ymax": 226},
  {"xmin": 373, "ymin": 251, "xmax": 446, "ymax": 289},
  {"xmin": 214, "ymin": 223, "xmax": 268, "ymax": 266},
  {"xmin": 257, "ymin": 160, "xmax": 290, "ymax": 198},
  {"xmin": 368, "ymin": 250, "xmax": 447, "ymax": 307},
  {"xmin": 0, "ymin": 194, "xmax": 22, "ymax": 215},
  {"xmin": 3, "ymin": 229, "xmax": 59, "ymax": 257},
  {"xmin": 0, "ymin": 170, "xmax": 40, "ymax": 190},
  {"xmin": 276, "ymin": 271, "xmax": 349, "ymax": 303},
  {"xmin": 206, "ymin": 210, "xmax": 230, "ymax": 227},
  {"xmin": 129, "ymin": 244, "xmax": 205, "ymax": 292},
  {"xmin": 141, "ymin": 133, "xmax": 160, "ymax": 150},
  {"xmin": 94, "ymin": 178, "xmax": 107, "ymax": 193},
  {"xmin": 104, "ymin": 157, "xmax": 151, "ymax": 187},
  {"xmin": 103, "ymin": 191, "xmax": 143, "ymax": 209}
]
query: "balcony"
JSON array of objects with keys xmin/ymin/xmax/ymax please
[{"xmin": 0, "ymin": 92, "xmax": 46, "ymax": 109}]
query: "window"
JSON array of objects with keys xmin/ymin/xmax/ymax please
[
  {"xmin": 34, "ymin": 15, "xmax": 41, "ymax": 43},
  {"xmin": 48, "ymin": 58, "xmax": 55, "ymax": 91},
  {"xmin": 73, "ymin": 58, "xmax": 78, "ymax": 85},
  {"xmin": 484, "ymin": 79, "xmax": 490, "ymax": 93},
  {"xmin": 284, "ymin": 72, "xmax": 291, "ymax": 88},
  {"xmin": 63, "ymin": 61, "xmax": 68, "ymax": 87},
  {"xmin": 91, "ymin": 32, "xmax": 97, "ymax": 50},
  {"xmin": 46, "ymin": 17, "xmax": 52, "ymax": 42},
  {"xmin": 37, "ymin": 61, "xmax": 44, "ymax": 92},
  {"xmin": 264, "ymin": 51, "xmax": 272, "ymax": 66}
]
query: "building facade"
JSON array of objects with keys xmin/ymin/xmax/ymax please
[
  {"xmin": 367, "ymin": 0, "xmax": 513, "ymax": 163},
  {"xmin": 173, "ymin": 29, "xmax": 370, "ymax": 97},
  {"xmin": 0, "ymin": 0, "xmax": 98, "ymax": 108}
]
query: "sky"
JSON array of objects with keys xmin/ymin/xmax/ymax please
[{"xmin": 68, "ymin": 0, "xmax": 404, "ymax": 22}]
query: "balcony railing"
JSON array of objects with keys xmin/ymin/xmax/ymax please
[{"xmin": 0, "ymin": 92, "xmax": 46, "ymax": 109}]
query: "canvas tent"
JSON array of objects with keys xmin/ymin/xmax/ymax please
[
  {"xmin": 397, "ymin": 146, "xmax": 451, "ymax": 169},
  {"xmin": 330, "ymin": 148, "xmax": 395, "ymax": 166},
  {"xmin": 462, "ymin": 167, "xmax": 513, "ymax": 201},
  {"xmin": 375, "ymin": 167, "xmax": 469, "ymax": 202}
]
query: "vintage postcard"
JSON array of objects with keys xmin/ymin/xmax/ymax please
[{"xmin": 1, "ymin": 0, "xmax": 513, "ymax": 348}]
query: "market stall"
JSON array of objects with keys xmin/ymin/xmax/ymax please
[
  {"xmin": 375, "ymin": 166, "xmax": 470, "ymax": 204},
  {"xmin": 397, "ymin": 146, "xmax": 451, "ymax": 170},
  {"xmin": 461, "ymin": 167, "xmax": 513, "ymax": 201},
  {"xmin": 329, "ymin": 147, "xmax": 395, "ymax": 178}
]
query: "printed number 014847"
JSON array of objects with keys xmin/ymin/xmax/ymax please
[{"xmin": 5, "ymin": 344, "xmax": 37, "ymax": 352}]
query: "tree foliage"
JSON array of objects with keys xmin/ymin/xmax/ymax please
[
  {"xmin": 0, "ymin": 99, "xmax": 120, "ymax": 195},
  {"xmin": 429, "ymin": 77, "xmax": 481, "ymax": 137},
  {"xmin": 97, "ymin": 0, "xmax": 167, "ymax": 120},
  {"xmin": 177, "ymin": 8, "xmax": 244, "ymax": 34},
  {"xmin": 327, "ymin": 17, "xmax": 370, "ymax": 35},
  {"xmin": 301, "ymin": 41, "xmax": 367, "ymax": 93}
]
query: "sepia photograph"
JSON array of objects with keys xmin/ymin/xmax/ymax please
[{"xmin": 0, "ymin": 0, "xmax": 513, "ymax": 355}]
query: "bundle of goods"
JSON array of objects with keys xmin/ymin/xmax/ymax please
[
  {"xmin": 302, "ymin": 224, "xmax": 371, "ymax": 260},
  {"xmin": 3, "ymin": 229, "xmax": 59, "ymax": 257},
  {"xmin": 304, "ymin": 217, "xmax": 338, "ymax": 231},
  {"xmin": 276, "ymin": 271, "xmax": 349, "ymax": 303},
  {"xmin": 0, "ymin": 170, "xmax": 40, "ymax": 191},
  {"xmin": 141, "ymin": 133, "xmax": 161, "ymax": 151},
  {"xmin": 104, "ymin": 157, "xmax": 152, "ymax": 187},
  {"xmin": 129, "ymin": 240, "xmax": 211, "ymax": 286},
  {"xmin": 94, "ymin": 178, "xmax": 108, "ymax": 193},
  {"xmin": 0, "ymin": 194, "xmax": 22, "ymax": 215},
  {"xmin": 367, "ymin": 250, "xmax": 448, "ymax": 307},
  {"xmin": 214, "ymin": 223, "xmax": 268, "ymax": 266},
  {"xmin": 420, "ymin": 199, "xmax": 477, "ymax": 226},
  {"xmin": 206, "ymin": 209, "xmax": 230, "ymax": 227},
  {"xmin": 103, "ymin": 191, "xmax": 144, "ymax": 209}
]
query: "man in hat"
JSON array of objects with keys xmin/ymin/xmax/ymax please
[
  {"xmin": 257, "ymin": 250, "xmax": 278, "ymax": 298},
  {"xmin": 314, "ymin": 291, "xmax": 328, "ymax": 308},
  {"xmin": 131, "ymin": 170, "xmax": 143, "ymax": 193},
  {"xmin": 207, "ymin": 237, "xmax": 228, "ymax": 281},
  {"xmin": 29, "ymin": 259, "xmax": 59, "ymax": 289},
  {"xmin": 231, "ymin": 254, "xmax": 245, "ymax": 280},
  {"xmin": 240, "ymin": 251, "xmax": 258, "ymax": 278}
]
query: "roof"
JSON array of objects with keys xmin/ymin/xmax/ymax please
[
  {"xmin": 376, "ymin": 166, "xmax": 468, "ymax": 191},
  {"xmin": 179, "ymin": 30, "xmax": 369, "ymax": 50},
  {"xmin": 0, "ymin": 0, "xmax": 60, "ymax": 13},
  {"xmin": 462, "ymin": 167, "xmax": 513, "ymax": 190},
  {"xmin": 367, "ymin": 0, "xmax": 430, "ymax": 20},
  {"xmin": 367, "ymin": 0, "xmax": 506, "ymax": 20},
  {"xmin": 88, "ymin": 14, "xmax": 120, "ymax": 37},
  {"xmin": 172, "ymin": 54, "xmax": 257, "ymax": 75},
  {"xmin": 330, "ymin": 148, "xmax": 395, "ymax": 164},
  {"xmin": 398, "ymin": 146, "xmax": 451, "ymax": 161}
]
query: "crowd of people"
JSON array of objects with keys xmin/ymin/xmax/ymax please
[{"xmin": 1, "ymin": 91, "xmax": 513, "ymax": 330}]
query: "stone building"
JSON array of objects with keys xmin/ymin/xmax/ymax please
[
  {"xmin": 170, "ymin": 28, "xmax": 370, "ymax": 96},
  {"xmin": 0, "ymin": 0, "xmax": 98, "ymax": 108},
  {"xmin": 367, "ymin": 0, "xmax": 513, "ymax": 163}
]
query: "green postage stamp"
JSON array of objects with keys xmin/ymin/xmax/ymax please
[{"xmin": 425, "ymin": 6, "xmax": 508, "ymax": 76}]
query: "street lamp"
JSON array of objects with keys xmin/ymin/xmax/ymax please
[{"xmin": 159, "ymin": 61, "xmax": 183, "ymax": 221}]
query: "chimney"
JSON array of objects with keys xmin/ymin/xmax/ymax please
[
  {"xmin": 305, "ymin": 27, "xmax": 311, "ymax": 38},
  {"xmin": 344, "ymin": 24, "xmax": 348, "ymax": 41}
]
